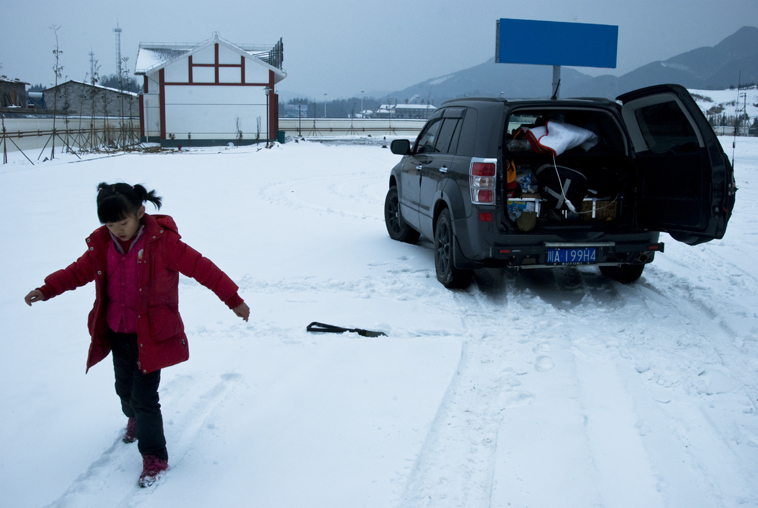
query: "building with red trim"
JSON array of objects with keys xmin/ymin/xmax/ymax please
[{"xmin": 134, "ymin": 32, "xmax": 285, "ymax": 146}]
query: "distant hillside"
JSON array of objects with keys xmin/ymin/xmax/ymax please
[
  {"xmin": 564, "ymin": 26, "xmax": 758, "ymax": 98},
  {"xmin": 391, "ymin": 60, "xmax": 593, "ymax": 104},
  {"xmin": 690, "ymin": 86, "xmax": 758, "ymax": 130},
  {"xmin": 388, "ymin": 26, "xmax": 758, "ymax": 103}
]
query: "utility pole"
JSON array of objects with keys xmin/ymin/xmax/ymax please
[
  {"xmin": 297, "ymin": 100, "xmax": 302, "ymax": 136},
  {"xmin": 264, "ymin": 86, "xmax": 270, "ymax": 145},
  {"xmin": 113, "ymin": 23, "xmax": 123, "ymax": 90}
]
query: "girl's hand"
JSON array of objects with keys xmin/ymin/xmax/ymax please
[
  {"xmin": 232, "ymin": 302, "xmax": 250, "ymax": 322},
  {"xmin": 24, "ymin": 290, "xmax": 45, "ymax": 306}
]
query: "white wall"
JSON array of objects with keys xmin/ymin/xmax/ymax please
[
  {"xmin": 164, "ymin": 56, "xmax": 189, "ymax": 82},
  {"xmin": 218, "ymin": 45, "xmax": 240, "ymax": 64},
  {"xmin": 147, "ymin": 75, "xmax": 159, "ymax": 94},
  {"xmin": 143, "ymin": 93, "xmax": 161, "ymax": 140},
  {"xmin": 193, "ymin": 45, "xmax": 215, "ymax": 64},
  {"xmin": 164, "ymin": 85, "xmax": 268, "ymax": 140},
  {"xmin": 245, "ymin": 63, "xmax": 269, "ymax": 84}
]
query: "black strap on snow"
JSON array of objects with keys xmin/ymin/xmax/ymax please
[{"xmin": 306, "ymin": 322, "xmax": 386, "ymax": 337}]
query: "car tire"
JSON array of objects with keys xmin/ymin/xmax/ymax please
[
  {"xmin": 384, "ymin": 186, "xmax": 420, "ymax": 243},
  {"xmin": 435, "ymin": 209, "xmax": 472, "ymax": 289},
  {"xmin": 600, "ymin": 264, "xmax": 645, "ymax": 284}
]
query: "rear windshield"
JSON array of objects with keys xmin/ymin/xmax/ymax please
[{"xmin": 506, "ymin": 108, "xmax": 627, "ymax": 154}]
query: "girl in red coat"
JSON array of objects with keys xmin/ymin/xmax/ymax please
[{"xmin": 24, "ymin": 182, "xmax": 250, "ymax": 487}]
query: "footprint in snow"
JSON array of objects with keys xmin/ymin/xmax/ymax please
[{"xmin": 535, "ymin": 356, "xmax": 555, "ymax": 372}]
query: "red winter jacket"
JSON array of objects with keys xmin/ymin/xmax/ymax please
[{"xmin": 38, "ymin": 214, "xmax": 243, "ymax": 374}]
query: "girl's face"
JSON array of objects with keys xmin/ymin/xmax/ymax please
[{"xmin": 105, "ymin": 206, "xmax": 145, "ymax": 242}]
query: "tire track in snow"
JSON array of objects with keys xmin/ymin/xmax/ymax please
[
  {"xmin": 634, "ymin": 263, "xmax": 758, "ymax": 414},
  {"xmin": 612, "ymin": 268, "xmax": 758, "ymax": 505},
  {"xmin": 258, "ymin": 171, "xmax": 386, "ymax": 221},
  {"xmin": 398, "ymin": 261, "xmax": 758, "ymax": 507},
  {"xmin": 490, "ymin": 268, "xmax": 736, "ymax": 507},
  {"xmin": 398, "ymin": 271, "xmax": 548, "ymax": 508},
  {"xmin": 567, "ymin": 265, "xmax": 758, "ymax": 506}
]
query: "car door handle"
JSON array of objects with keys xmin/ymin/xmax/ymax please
[{"xmin": 439, "ymin": 167, "xmax": 448, "ymax": 173}]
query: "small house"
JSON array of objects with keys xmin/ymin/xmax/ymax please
[
  {"xmin": 0, "ymin": 77, "xmax": 29, "ymax": 109},
  {"xmin": 134, "ymin": 32, "xmax": 286, "ymax": 145},
  {"xmin": 42, "ymin": 80, "xmax": 138, "ymax": 117}
]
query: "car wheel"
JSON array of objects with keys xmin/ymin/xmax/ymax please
[
  {"xmin": 600, "ymin": 264, "xmax": 645, "ymax": 284},
  {"xmin": 434, "ymin": 209, "xmax": 472, "ymax": 288},
  {"xmin": 384, "ymin": 186, "xmax": 420, "ymax": 243}
]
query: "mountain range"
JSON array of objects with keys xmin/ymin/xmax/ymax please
[{"xmin": 381, "ymin": 26, "xmax": 758, "ymax": 103}]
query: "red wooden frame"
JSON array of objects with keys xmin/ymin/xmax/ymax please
[{"xmin": 149, "ymin": 42, "xmax": 280, "ymax": 140}]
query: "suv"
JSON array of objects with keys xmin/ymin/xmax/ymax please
[{"xmin": 383, "ymin": 84, "xmax": 736, "ymax": 288}]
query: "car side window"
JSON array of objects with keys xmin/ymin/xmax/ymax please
[
  {"xmin": 634, "ymin": 101, "xmax": 699, "ymax": 154},
  {"xmin": 434, "ymin": 119, "xmax": 460, "ymax": 154},
  {"xmin": 416, "ymin": 118, "xmax": 444, "ymax": 154},
  {"xmin": 448, "ymin": 118, "xmax": 464, "ymax": 155}
]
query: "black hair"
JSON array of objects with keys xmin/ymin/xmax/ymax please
[{"xmin": 96, "ymin": 182, "xmax": 162, "ymax": 224}]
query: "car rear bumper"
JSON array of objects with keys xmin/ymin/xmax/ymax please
[
  {"xmin": 486, "ymin": 240, "xmax": 663, "ymax": 268},
  {"xmin": 451, "ymin": 216, "xmax": 663, "ymax": 269}
]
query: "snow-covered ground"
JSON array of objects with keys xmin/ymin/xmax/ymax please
[{"xmin": 1, "ymin": 137, "xmax": 757, "ymax": 508}]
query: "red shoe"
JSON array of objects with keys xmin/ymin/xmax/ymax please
[
  {"xmin": 138, "ymin": 455, "xmax": 168, "ymax": 488},
  {"xmin": 123, "ymin": 417, "xmax": 137, "ymax": 444}
]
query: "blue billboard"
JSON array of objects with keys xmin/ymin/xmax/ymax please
[{"xmin": 496, "ymin": 18, "xmax": 618, "ymax": 69}]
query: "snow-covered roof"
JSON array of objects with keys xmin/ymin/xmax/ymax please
[
  {"xmin": 378, "ymin": 103, "xmax": 437, "ymax": 110},
  {"xmin": 0, "ymin": 77, "xmax": 29, "ymax": 86},
  {"xmin": 134, "ymin": 32, "xmax": 285, "ymax": 82},
  {"xmin": 44, "ymin": 80, "xmax": 139, "ymax": 97}
]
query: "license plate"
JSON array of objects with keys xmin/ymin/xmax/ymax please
[{"xmin": 546, "ymin": 247, "xmax": 597, "ymax": 265}]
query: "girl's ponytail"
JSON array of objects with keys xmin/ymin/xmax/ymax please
[
  {"xmin": 133, "ymin": 184, "xmax": 163, "ymax": 210},
  {"xmin": 97, "ymin": 182, "xmax": 162, "ymax": 224}
]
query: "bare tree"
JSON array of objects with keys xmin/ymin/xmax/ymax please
[
  {"xmin": 117, "ymin": 57, "xmax": 126, "ymax": 147},
  {"xmin": 102, "ymin": 89, "xmax": 111, "ymax": 147},
  {"xmin": 76, "ymin": 76, "xmax": 89, "ymax": 150},
  {"xmin": 118, "ymin": 56, "xmax": 136, "ymax": 148},
  {"xmin": 236, "ymin": 116, "xmax": 243, "ymax": 142},
  {"xmin": 88, "ymin": 60, "xmax": 101, "ymax": 150},
  {"xmin": 61, "ymin": 75, "xmax": 71, "ymax": 152},
  {"xmin": 49, "ymin": 25, "xmax": 63, "ymax": 160}
]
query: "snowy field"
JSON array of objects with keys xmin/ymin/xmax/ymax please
[
  {"xmin": 691, "ymin": 86, "xmax": 758, "ymax": 122},
  {"xmin": 1, "ymin": 137, "xmax": 757, "ymax": 508}
]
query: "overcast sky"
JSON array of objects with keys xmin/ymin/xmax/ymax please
[{"xmin": 2, "ymin": 0, "xmax": 756, "ymax": 99}]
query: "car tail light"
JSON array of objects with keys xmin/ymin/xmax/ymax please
[
  {"xmin": 470, "ymin": 160, "xmax": 497, "ymax": 205},
  {"xmin": 471, "ymin": 162, "xmax": 496, "ymax": 177}
]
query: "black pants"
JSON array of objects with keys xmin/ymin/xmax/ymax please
[{"xmin": 111, "ymin": 330, "xmax": 168, "ymax": 462}]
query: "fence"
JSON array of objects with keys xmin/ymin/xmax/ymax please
[
  {"xmin": 712, "ymin": 125, "xmax": 753, "ymax": 136},
  {"xmin": 1, "ymin": 116, "xmax": 140, "ymax": 157},
  {"xmin": 278, "ymin": 118, "xmax": 426, "ymax": 138},
  {"xmin": 2, "ymin": 117, "xmax": 423, "ymax": 160}
]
